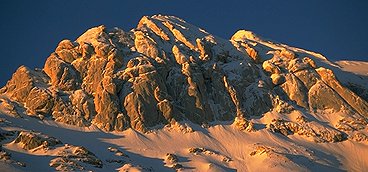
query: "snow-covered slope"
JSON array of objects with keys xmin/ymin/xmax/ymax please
[
  {"xmin": 1, "ymin": 109, "xmax": 367, "ymax": 171},
  {"xmin": 336, "ymin": 60, "xmax": 368, "ymax": 76},
  {"xmin": 1, "ymin": 111, "xmax": 368, "ymax": 172},
  {"xmin": 0, "ymin": 15, "xmax": 367, "ymax": 171},
  {"xmin": 334, "ymin": 60, "xmax": 368, "ymax": 101}
]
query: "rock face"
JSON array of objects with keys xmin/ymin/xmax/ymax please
[{"xmin": 1, "ymin": 15, "xmax": 367, "ymax": 136}]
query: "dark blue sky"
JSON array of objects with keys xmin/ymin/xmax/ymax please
[{"xmin": 1, "ymin": 0, "xmax": 367, "ymax": 86}]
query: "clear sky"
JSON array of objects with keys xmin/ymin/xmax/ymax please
[{"xmin": 0, "ymin": 0, "xmax": 367, "ymax": 86}]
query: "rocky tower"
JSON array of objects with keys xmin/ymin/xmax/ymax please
[{"xmin": 1, "ymin": 15, "xmax": 367, "ymax": 137}]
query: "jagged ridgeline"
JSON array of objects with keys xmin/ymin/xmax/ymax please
[{"xmin": 1, "ymin": 15, "xmax": 367, "ymax": 134}]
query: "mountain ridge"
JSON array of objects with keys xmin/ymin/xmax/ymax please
[
  {"xmin": 0, "ymin": 14, "xmax": 367, "ymax": 171},
  {"xmin": 1, "ymin": 14, "xmax": 367, "ymax": 131}
]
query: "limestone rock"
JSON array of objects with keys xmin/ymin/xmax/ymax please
[
  {"xmin": 279, "ymin": 48, "xmax": 296, "ymax": 60},
  {"xmin": 50, "ymin": 145, "xmax": 102, "ymax": 171},
  {"xmin": 3, "ymin": 66, "xmax": 49, "ymax": 103},
  {"xmin": 271, "ymin": 95, "xmax": 294, "ymax": 113},
  {"xmin": 0, "ymin": 98, "xmax": 21, "ymax": 117},
  {"xmin": 335, "ymin": 114, "xmax": 367, "ymax": 131},
  {"xmin": 172, "ymin": 45, "xmax": 188, "ymax": 64},
  {"xmin": 163, "ymin": 153, "xmax": 183, "ymax": 169},
  {"xmin": 55, "ymin": 145, "xmax": 102, "ymax": 168},
  {"xmin": 271, "ymin": 73, "xmax": 286, "ymax": 86},
  {"xmin": 162, "ymin": 20, "xmax": 196, "ymax": 50},
  {"xmin": 13, "ymin": 131, "xmax": 62, "ymax": 150},
  {"xmin": 316, "ymin": 67, "xmax": 368, "ymax": 116},
  {"xmin": 55, "ymin": 39, "xmax": 80, "ymax": 63},
  {"xmin": 287, "ymin": 58, "xmax": 312, "ymax": 73},
  {"xmin": 242, "ymin": 43, "xmax": 262, "ymax": 63},
  {"xmin": 233, "ymin": 117, "xmax": 254, "ymax": 132},
  {"xmin": 92, "ymin": 77, "xmax": 120, "ymax": 131},
  {"xmin": 157, "ymin": 99, "xmax": 175, "ymax": 121},
  {"xmin": 11, "ymin": 130, "xmax": 102, "ymax": 171},
  {"xmin": 52, "ymin": 92, "xmax": 91, "ymax": 127},
  {"xmin": 262, "ymin": 61, "xmax": 281, "ymax": 74},
  {"xmin": 348, "ymin": 132, "xmax": 368, "ymax": 142},
  {"xmin": 293, "ymin": 69, "xmax": 319, "ymax": 90},
  {"xmin": 1, "ymin": 14, "xmax": 367, "ymax": 136},
  {"xmin": 138, "ymin": 16, "xmax": 170, "ymax": 41},
  {"xmin": 134, "ymin": 30, "xmax": 160, "ymax": 58},
  {"xmin": 25, "ymin": 87, "xmax": 54, "ymax": 117},
  {"xmin": 81, "ymin": 57, "xmax": 108, "ymax": 95},
  {"xmin": 308, "ymin": 81, "xmax": 350, "ymax": 113},
  {"xmin": 196, "ymin": 38, "xmax": 212, "ymax": 61},
  {"xmin": 268, "ymin": 118, "xmax": 344, "ymax": 143},
  {"xmin": 120, "ymin": 56, "xmax": 175, "ymax": 131},
  {"xmin": 242, "ymin": 81, "xmax": 273, "ymax": 116},
  {"xmin": 76, "ymin": 25, "xmax": 109, "ymax": 49},
  {"xmin": 69, "ymin": 89, "xmax": 96, "ymax": 122},
  {"xmin": 280, "ymin": 73, "xmax": 308, "ymax": 108},
  {"xmin": 49, "ymin": 157, "xmax": 84, "ymax": 171},
  {"xmin": 44, "ymin": 53, "xmax": 80, "ymax": 91},
  {"xmin": 164, "ymin": 153, "xmax": 178, "ymax": 164}
]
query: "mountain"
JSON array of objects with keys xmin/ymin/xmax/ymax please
[{"xmin": 0, "ymin": 15, "xmax": 367, "ymax": 171}]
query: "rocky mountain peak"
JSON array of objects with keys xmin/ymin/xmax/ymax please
[{"xmin": 0, "ymin": 15, "xmax": 367, "ymax": 138}]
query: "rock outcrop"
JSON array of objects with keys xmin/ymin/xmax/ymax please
[
  {"xmin": 50, "ymin": 145, "xmax": 103, "ymax": 171},
  {"xmin": 268, "ymin": 118, "xmax": 344, "ymax": 143},
  {"xmin": 13, "ymin": 131, "xmax": 62, "ymax": 150}
]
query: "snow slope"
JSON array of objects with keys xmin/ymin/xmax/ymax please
[
  {"xmin": 336, "ymin": 60, "xmax": 368, "ymax": 76},
  {"xmin": 1, "ymin": 109, "xmax": 367, "ymax": 171},
  {"xmin": 334, "ymin": 60, "xmax": 368, "ymax": 101}
]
